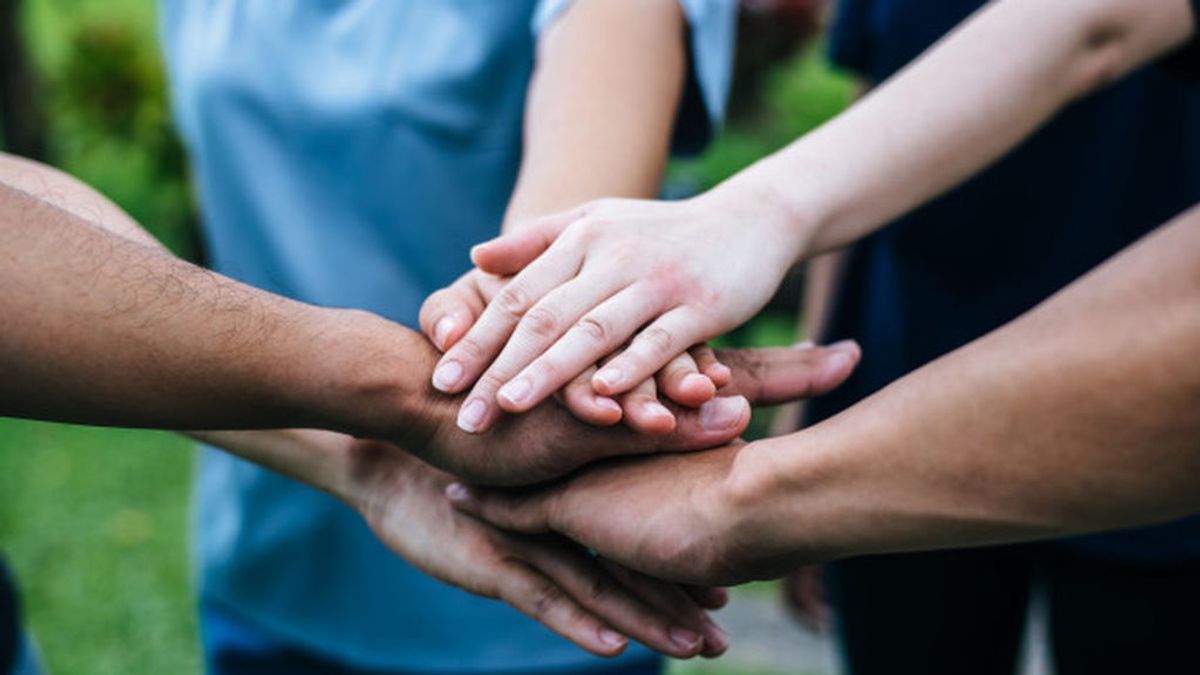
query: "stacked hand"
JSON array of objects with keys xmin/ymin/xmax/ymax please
[
  {"xmin": 210, "ymin": 429, "xmax": 730, "ymax": 659},
  {"xmin": 423, "ymin": 189, "xmax": 801, "ymax": 434},
  {"xmin": 399, "ymin": 328, "xmax": 860, "ymax": 486},
  {"xmin": 445, "ymin": 442, "xmax": 805, "ymax": 588}
]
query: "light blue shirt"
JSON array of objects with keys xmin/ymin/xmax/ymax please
[{"xmin": 159, "ymin": 1, "xmax": 734, "ymax": 671}]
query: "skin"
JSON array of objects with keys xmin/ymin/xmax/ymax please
[
  {"xmin": 434, "ymin": 0, "xmax": 1197, "ymax": 414},
  {"xmin": 445, "ymin": 0, "xmax": 1200, "ymax": 582},
  {"xmin": 0, "ymin": 151, "xmax": 863, "ymax": 655},
  {"xmin": 424, "ymin": 0, "xmax": 731, "ymax": 433},
  {"xmin": 452, "ymin": 204, "xmax": 1200, "ymax": 585}
]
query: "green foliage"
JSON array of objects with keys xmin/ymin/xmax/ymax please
[
  {"xmin": 671, "ymin": 39, "xmax": 856, "ymax": 191},
  {"xmin": 22, "ymin": 0, "xmax": 197, "ymax": 258}
]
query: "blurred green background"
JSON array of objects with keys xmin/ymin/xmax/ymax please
[{"xmin": 0, "ymin": 1, "xmax": 854, "ymax": 673}]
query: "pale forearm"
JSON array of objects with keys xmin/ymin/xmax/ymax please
[
  {"xmin": 503, "ymin": 0, "xmax": 688, "ymax": 226},
  {"xmin": 747, "ymin": 206, "xmax": 1200, "ymax": 562},
  {"xmin": 728, "ymin": 0, "xmax": 1196, "ymax": 259}
]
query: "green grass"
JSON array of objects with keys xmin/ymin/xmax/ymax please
[{"xmin": 0, "ymin": 418, "xmax": 198, "ymax": 675}]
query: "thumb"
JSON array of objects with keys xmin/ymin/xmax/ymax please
[
  {"xmin": 718, "ymin": 341, "xmax": 861, "ymax": 406},
  {"xmin": 446, "ymin": 482, "xmax": 558, "ymax": 534},
  {"xmin": 473, "ymin": 209, "xmax": 578, "ymax": 276},
  {"xmin": 419, "ymin": 276, "xmax": 484, "ymax": 352}
]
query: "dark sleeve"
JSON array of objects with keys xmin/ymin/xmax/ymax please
[
  {"xmin": 0, "ymin": 560, "xmax": 19, "ymax": 675},
  {"xmin": 828, "ymin": 0, "xmax": 876, "ymax": 77},
  {"xmin": 1162, "ymin": 0, "xmax": 1200, "ymax": 80}
]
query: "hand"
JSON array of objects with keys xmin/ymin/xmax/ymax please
[
  {"xmin": 421, "ymin": 269, "xmax": 733, "ymax": 434},
  {"xmin": 782, "ymin": 566, "xmax": 831, "ymax": 634},
  {"xmin": 399, "ymin": 340, "xmax": 860, "ymax": 486},
  {"xmin": 207, "ymin": 428, "xmax": 731, "ymax": 659},
  {"xmin": 427, "ymin": 188, "xmax": 796, "ymax": 432},
  {"xmin": 447, "ymin": 443, "xmax": 791, "ymax": 587}
]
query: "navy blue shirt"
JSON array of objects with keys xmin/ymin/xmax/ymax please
[
  {"xmin": 1, "ymin": 560, "xmax": 18, "ymax": 675},
  {"xmin": 810, "ymin": 0, "xmax": 1200, "ymax": 563}
]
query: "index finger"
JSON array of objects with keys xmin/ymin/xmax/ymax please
[{"xmin": 431, "ymin": 237, "xmax": 585, "ymax": 395}]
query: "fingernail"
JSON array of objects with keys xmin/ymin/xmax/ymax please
[
  {"xmin": 702, "ymin": 620, "xmax": 729, "ymax": 652},
  {"xmin": 791, "ymin": 340, "xmax": 815, "ymax": 350},
  {"xmin": 457, "ymin": 398, "xmax": 487, "ymax": 433},
  {"xmin": 498, "ymin": 377, "xmax": 532, "ymax": 406},
  {"xmin": 445, "ymin": 482, "xmax": 470, "ymax": 501},
  {"xmin": 830, "ymin": 339, "xmax": 858, "ymax": 353},
  {"xmin": 432, "ymin": 360, "xmax": 464, "ymax": 392},
  {"xmin": 669, "ymin": 626, "xmax": 702, "ymax": 651},
  {"xmin": 595, "ymin": 396, "xmax": 622, "ymax": 414},
  {"xmin": 599, "ymin": 628, "xmax": 626, "ymax": 650},
  {"xmin": 469, "ymin": 244, "xmax": 485, "ymax": 264},
  {"xmin": 594, "ymin": 367, "xmax": 622, "ymax": 391},
  {"xmin": 700, "ymin": 396, "xmax": 745, "ymax": 431},
  {"xmin": 821, "ymin": 351, "xmax": 853, "ymax": 380},
  {"xmin": 433, "ymin": 316, "xmax": 458, "ymax": 350},
  {"xmin": 682, "ymin": 372, "xmax": 714, "ymax": 393}
]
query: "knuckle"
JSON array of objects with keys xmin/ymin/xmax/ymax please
[
  {"xmin": 574, "ymin": 315, "xmax": 611, "ymax": 345},
  {"xmin": 529, "ymin": 581, "xmax": 566, "ymax": 622},
  {"xmin": 452, "ymin": 336, "xmax": 486, "ymax": 362},
  {"xmin": 475, "ymin": 369, "xmax": 509, "ymax": 393},
  {"xmin": 639, "ymin": 326, "xmax": 675, "ymax": 358},
  {"xmin": 496, "ymin": 285, "xmax": 534, "ymax": 319},
  {"xmin": 521, "ymin": 304, "xmax": 562, "ymax": 339}
]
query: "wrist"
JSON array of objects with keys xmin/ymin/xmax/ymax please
[
  {"xmin": 304, "ymin": 308, "xmax": 445, "ymax": 444},
  {"xmin": 719, "ymin": 432, "xmax": 852, "ymax": 574},
  {"xmin": 711, "ymin": 155, "xmax": 835, "ymax": 268}
]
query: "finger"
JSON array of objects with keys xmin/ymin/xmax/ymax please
[
  {"xmin": 465, "ymin": 277, "xmax": 625, "ymax": 431},
  {"xmin": 492, "ymin": 558, "xmax": 628, "ymax": 657},
  {"xmin": 521, "ymin": 541, "xmax": 706, "ymax": 659},
  {"xmin": 600, "ymin": 560, "xmax": 729, "ymax": 658},
  {"xmin": 715, "ymin": 340, "xmax": 862, "ymax": 405},
  {"xmin": 691, "ymin": 345, "xmax": 732, "ymax": 388},
  {"xmin": 655, "ymin": 350, "xmax": 717, "ymax": 409},
  {"xmin": 433, "ymin": 249, "xmax": 589, "ymax": 430},
  {"xmin": 496, "ymin": 284, "xmax": 664, "ymax": 414},
  {"xmin": 617, "ymin": 374, "xmax": 677, "ymax": 436},
  {"xmin": 685, "ymin": 585, "xmax": 730, "ymax": 610},
  {"xmin": 433, "ymin": 234, "xmax": 588, "ymax": 397},
  {"xmin": 471, "ymin": 209, "xmax": 579, "ymax": 276},
  {"xmin": 419, "ymin": 277, "xmax": 485, "ymax": 352},
  {"xmin": 446, "ymin": 482, "xmax": 556, "ymax": 534},
  {"xmin": 593, "ymin": 307, "xmax": 710, "ymax": 398},
  {"xmin": 783, "ymin": 566, "xmax": 832, "ymax": 634},
  {"xmin": 559, "ymin": 365, "xmax": 623, "ymax": 427},
  {"xmin": 655, "ymin": 395, "xmax": 752, "ymax": 451}
]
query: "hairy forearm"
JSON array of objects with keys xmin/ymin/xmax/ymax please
[
  {"xmin": 728, "ymin": 0, "xmax": 1196, "ymax": 259},
  {"xmin": 0, "ymin": 167, "xmax": 430, "ymax": 436},
  {"xmin": 503, "ymin": 0, "xmax": 688, "ymax": 226},
  {"xmin": 741, "ymin": 206, "xmax": 1200, "ymax": 562},
  {"xmin": 0, "ymin": 152, "xmax": 160, "ymax": 248}
]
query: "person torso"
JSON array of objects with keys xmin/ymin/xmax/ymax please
[
  {"xmin": 813, "ymin": 0, "xmax": 1200, "ymax": 562},
  {"xmin": 159, "ymin": 1, "xmax": 656, "ymax": 669}
]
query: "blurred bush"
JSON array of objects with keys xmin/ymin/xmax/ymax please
[{"xmin": 6, "ymin": 0, "xmax": 198, "ymax": 259}]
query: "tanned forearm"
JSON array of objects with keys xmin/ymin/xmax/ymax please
[
  {"xmin": 726, "ymin": 0, "xmax": 1197, "ymax": 259},
  {"xmin": 0, "ymin": 157, "xmax": 428, "ymax": 436},
  {"xmin": 741, "ymin": 205, "xmax": 1200, "ymax": 563},
  {"xmin": 503, "ymin": 0, "xmax": 689, "ymax": 226}
]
